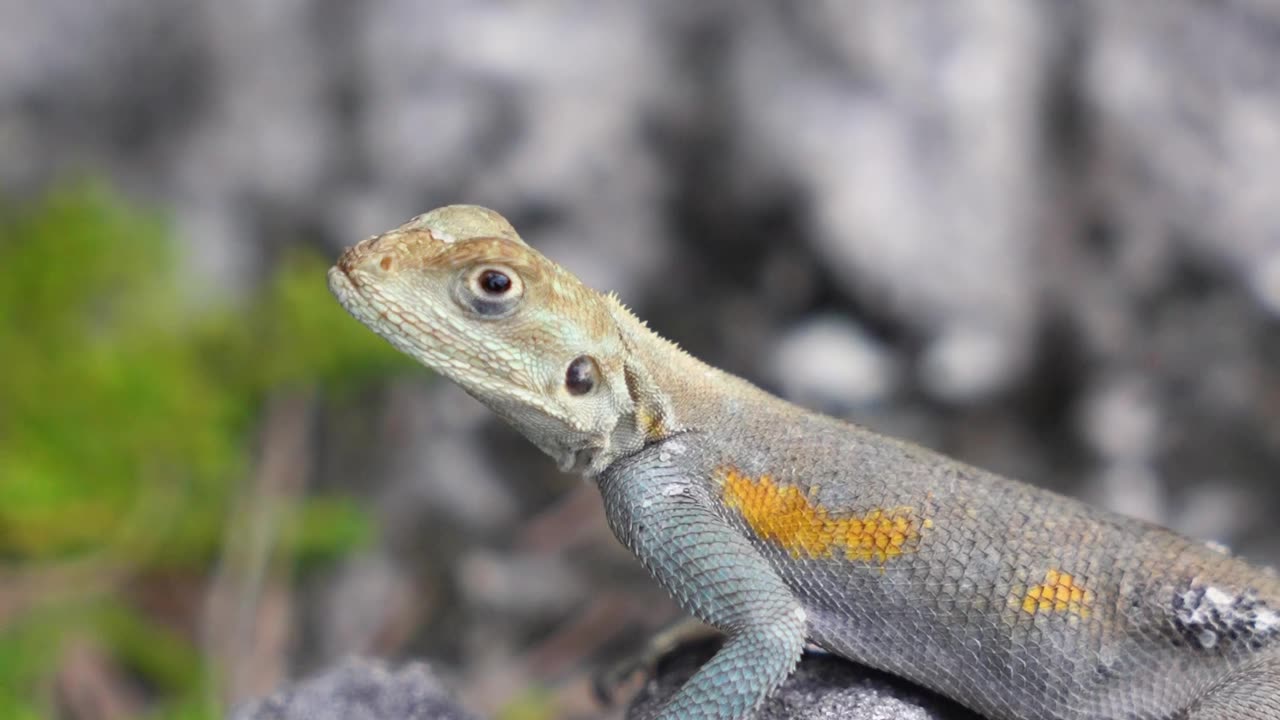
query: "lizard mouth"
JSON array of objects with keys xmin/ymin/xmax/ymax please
[
  {"xmin": 327, "ymin": 260, "xmax": 356, "ymax": 294},
  {"xmin": 334, "ymin": 236, "xmax": 382, "ymax": 288},
  {"xmin": 327, "ymin": 264, "xmax": 374, "ymax": 321},
  {"xmin": 333, "ymin": 264, "xmax": 360, "ymax": 289}
]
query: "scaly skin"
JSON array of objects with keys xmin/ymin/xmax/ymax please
[{"xmin": 328, "ymin": 205, "xmax": 1280, "ymax": 720}]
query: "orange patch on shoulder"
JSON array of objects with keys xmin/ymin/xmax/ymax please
[
  {"xmin": 636, "ymin": 404, "xmax": 667, "ymax": 441},
  {"xmin": 1020, "ymin": 568, "xmax": 1093, "ymax": 618},
  {"xmin": 720, "ymin": 468, "xmax": 928, "ymax": 565}
]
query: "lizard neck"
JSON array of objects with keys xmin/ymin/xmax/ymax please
[{"xmin": 599, "ymin": 294, "xmax": 770, "ymax": 468}]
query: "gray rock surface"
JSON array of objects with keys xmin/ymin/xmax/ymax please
[
  {"xmin": 229, "ymin": 648, "xmax": 984, "ymax": 720},
  {"xmin": 627, "ymin": 638, "xmax": 982, "ymax": 720},
  {"xmin": 230, "ymin": 658, "xmax": 478, "ymax": 720}
]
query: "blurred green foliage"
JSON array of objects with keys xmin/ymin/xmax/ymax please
[
  {"xmin": 0, "ymin": 185, "xmax": 414, "ymax": 718},
  {"xmin": 495, "ymin": 688, "xmax": 558, "ymax": 720}
]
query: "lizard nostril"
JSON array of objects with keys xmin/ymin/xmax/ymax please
[{"xmin": 380, "ymin": 256, "xmax": 393, "ymax": 271}]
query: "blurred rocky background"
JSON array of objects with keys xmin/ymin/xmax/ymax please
[{"xmin": 1, "ymin": 1, "xmax": 1278, "ymax": 718}]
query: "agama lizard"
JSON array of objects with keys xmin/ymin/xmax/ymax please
[{"xmin": 329, "ymin": 205, "xmax": 1280, "ymax": 720}]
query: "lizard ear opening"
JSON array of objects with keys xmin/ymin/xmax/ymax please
[{"xmin": 565, "ymin": 355, "xmax": 599, "ymax": 395}]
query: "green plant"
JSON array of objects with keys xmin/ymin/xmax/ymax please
[{"xmin": 0, "ymin": 184, "xmax": 412, "ymax": 718}]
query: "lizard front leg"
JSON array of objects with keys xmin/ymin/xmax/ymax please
[
  {"xmin": 597, "ymin": 443, "xmax": 807, "ymax": 720},
  {"xmin": 1183, "ymin": 655, "xmax": 1280, "ymax": 720}
]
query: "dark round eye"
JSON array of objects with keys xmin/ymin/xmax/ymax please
[
  {"xmin": 478, "ymin": 269, "xmax": 511, "ymax": 295},
  {"xmin": 565, "ymin": 355, "xmax": 598, "ymax": 396},
  {"xmin": 455, "ymin": 264, "xmax": 524, "ymax": 318}
]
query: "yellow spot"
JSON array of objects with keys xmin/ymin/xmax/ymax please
[
  {"xmin": 635, "ymin": 404, "xmax": 666, "ymax": 440},
  {"xmin": 1020, "ymin": 569, "xmax": 1093, "ymax": 618},
  {"xmin": 720, "ymin": 468, "xmax": 929, "ymax": 564}
]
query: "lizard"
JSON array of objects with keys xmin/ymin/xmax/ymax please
[{"xmin": 328, "ymin": 204, "xmax": 1280, "ymax": 720}]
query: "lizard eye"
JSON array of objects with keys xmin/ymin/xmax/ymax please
[
  {"xmin": 478, "ymin": 269, "xmax": 511, "ymax": 294},
  {"xmin": 565, "ymin": 355, "xmax": 598, "ymax": 396},
  {"xmin": 455, "ymin": 264, "xmax": 524, "ymax": 317}
]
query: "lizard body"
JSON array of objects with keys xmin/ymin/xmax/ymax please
[{"xmin": 329, "ymin": 205, "xmax": 1280, "ymax": 720}]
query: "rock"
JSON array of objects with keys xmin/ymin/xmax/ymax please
[
  {"xmin": 230, "ymin": 658, "xmax": 478, "ymax": 720},
  {"xmin": 627, "ymin": 637, "xmax": 982, "ymax": 720},
  {"xmin": 770, "ymin": 315, "xmax": 899, "ymax": 411},
  {"xmin": 729, "ymin": 0, "xmax": 1044, "ymax": 393}
]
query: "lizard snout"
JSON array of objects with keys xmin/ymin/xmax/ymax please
[
  {"xmin": 335, "ymin": 235, "xmax": 379, "ymax": 279},
  {"xmin": 336, "ymin": 228, "xmax": 451, "ymax": 283},
  {"xmin": 335, "ymin": 232, "xmax": 409, "ymax": 286}
]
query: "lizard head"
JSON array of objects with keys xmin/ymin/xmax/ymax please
[{"xmin": 328, "ymin": 205, "xmax": 663, "ymax": 475}]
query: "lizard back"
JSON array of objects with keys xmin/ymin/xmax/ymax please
[{"xmin": 664, "ymin": 377, "xmax": 1280, "ymax": 719}]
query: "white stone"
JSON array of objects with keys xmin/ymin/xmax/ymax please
[{"xmin": 771, "ymin": 316, "xmax": 897, "ymax": 410}]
